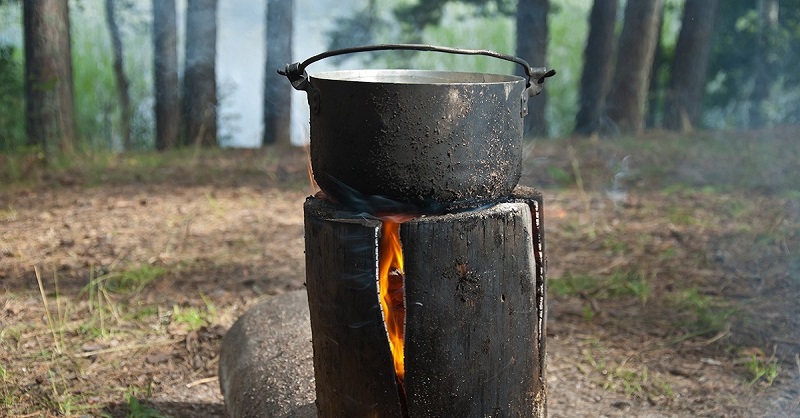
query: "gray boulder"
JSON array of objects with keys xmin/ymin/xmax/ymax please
[{"xmin": 219, "ymin": 290, "xmax": 317, "ymax": 418}]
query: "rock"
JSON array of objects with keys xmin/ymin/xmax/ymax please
[{"xmin": 219, "ymin": 290, "xmax": 317, "ymax": 418}]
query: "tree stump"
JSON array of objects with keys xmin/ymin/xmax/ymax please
[{"xmin": 304, "ymin": 187, "xmax": 546, "ymax": 417}]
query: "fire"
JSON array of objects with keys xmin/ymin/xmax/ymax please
[{"xmin": 378, "ymin": 216, "xmax": 413, "ymax": 385}]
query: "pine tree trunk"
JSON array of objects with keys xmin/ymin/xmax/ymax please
[
  {"xmin": 153, "ymin": 0, "xmax": 181, "ymax": 150},
  {"xmin": 516, "ymin": 0, "xmax": 549, "ymax": 137},
  {"xmin": 104, "ymin": 0, "xmax": 132, "ymax": 150},
  {"xmin": 645, "ymin": 4, "xmax": 665, "ymax": 129},
  {"xmin": 263, "ymin": 0, "xmax": 294, "ymax": 146},
  {"xmin": 748, "ymin": 0, "xmax": 778, "ymax": 129},
  {"xmin": 23, "ymin": 0, "xmax": 77, "ymax": 157},
  {"xmin": 182, "ymin": 0, "xmax": 218, "ymax": 147},
  {"xmin": 574, "ymin": 0, "xmax": 618, "ymax": 136},
  {"xmin": 606, "ymin": 0, "xmax": 662, "ymax": 134},
  {"xmin": 663, "ymin": 0, "xmax": 719, "ymax": 131}
]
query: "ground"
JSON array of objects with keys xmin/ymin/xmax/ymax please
[{"xmin": 1, "ymin": 130, "xmax": 799, "ymax": 417}]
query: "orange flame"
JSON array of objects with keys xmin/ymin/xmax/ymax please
[{"xmin": 378, "ymin": 216, "xmax": 413, "ymax": 385}]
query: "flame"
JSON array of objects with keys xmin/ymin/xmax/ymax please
[{"xmin": 378, "ymin": 215, "xmax": 413, "ymax": 385}]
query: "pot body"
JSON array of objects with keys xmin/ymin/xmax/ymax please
[{"xmin": 308, "ymin": 69, "xmax": 526, "ymax": 212}]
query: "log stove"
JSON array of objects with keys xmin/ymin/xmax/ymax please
[{"xmin": 282, "ymin": 44, "xmax": 553, "ymax": 417}]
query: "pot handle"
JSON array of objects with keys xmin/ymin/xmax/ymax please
[{"xmin": 278, "ymin": 43, "xmax": 556, "ymax": 94}]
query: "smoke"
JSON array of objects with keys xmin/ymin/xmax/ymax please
[{"xmin": 606, "ymin": 155, "xmax": 632, "ymax": 207}]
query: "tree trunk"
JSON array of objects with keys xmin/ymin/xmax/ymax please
[
  {"xmin": 516, "ymin": 0, "xmax": 549, "ymax": 137},
  {"xmin": 182, "ymin": 0, "xmax": 218, "ymax": 147},
  {"xmin": 645, "ymin": 4, "xmax": 665, "ymax": 129},
  {"xmin": 663, "ymin": 0, "xmax": 719, "ymax": 131},
  {"xmin": 748, "ymin": 0, "xmax": 778, "ymax": 128},
  {"xmin": 263, "ymin": 0, "xmax": 294, "ymax": 146},
  {"xmin": 23, "ymin": 0, "xmax": 76, "ymax": 157},
  {"xmin": 153, "ymin": 0, "xmax": 181, "ymax": 150},
  {"xmin": 304, "ymin": 188, "xmax": 547, "ymax": 417},
  {"xmin": 104, "ymin": 0, "xmax": 132, "ymax": 150},
  {"xmin": 606, "ymin": 0, "xmax": 662, "ymax": 134},
  {"xmin": 574, "ymin": 0, "xmax": 618, "ymax": 136}
]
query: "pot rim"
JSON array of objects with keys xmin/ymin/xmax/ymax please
[{"xmin": 309, "ymin": 69, "xmax": 525, "ymax": 85}]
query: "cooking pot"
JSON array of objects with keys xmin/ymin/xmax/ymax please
[{"xmin": 279, "ymin": 44, "xmax": 555, "ymax": 213}]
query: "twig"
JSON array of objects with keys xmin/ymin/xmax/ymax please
[
  {"xmin": 186, "ymin": 376, "xmax": 218, "ymax": 388},
  {"xmin": 35, "ymin": 266, "xmax": 62, "ymax": 355},
  {"xmin": 696, "ymin": 324, "xmax": 731, "ymax": 346},
  {"xmin": 772, "ymin": 337, "xmax": 800, "ymax": 346},
  {"xmin": 76, "ymin": 339, "xmax": 178, "ymax": 358}
]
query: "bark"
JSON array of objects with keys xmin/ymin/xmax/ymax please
[
  {"xmin": 263, "ymin": 0, "xmax": 294, "ymax": 146},
  {"xmin": 749, "ymin": 0, "xmax": 779, "ymax": 128},
  {"xmin": 304, "ymin": 191, "xmax": 546, "ymax": 417},
  {"xmin": 574, "ymin": 0, "xmax": 618, "ymax": 136},
  {"xmin": 104, "ymin": 0, "xmax": 132, "ymax": 150},
  {"xmin": 153, "ymin": 0, "xmax": 181, "ymax": 150},
  {"xmin": 663, "ymin": 0, "xmax": 719, "ymax": 131},
  {"xmin": 606, "ymin": 0, "xmax": 663, "ymax": 134},
  {"xmin": 182, "ymin": 0, "xmax": 218, "ymax": 147},
  {"xmin": 645, "ymin": 4, "xmax": 665, "ymax": 129},
  {"xmin": 23, "ymin": 0, "xmax": 76, "ymax": 157},
  {"xmin": 516, "ymin": 0, "xmax": 549, "ymax": 137}
]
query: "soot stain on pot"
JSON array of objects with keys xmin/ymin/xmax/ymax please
[{"xmin": 308, "ymin": 72, "xmax": 527, "ymax": 213}]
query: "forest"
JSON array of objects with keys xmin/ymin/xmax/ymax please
[
  {"xmin": 1, "ymin": 0, "xmax": 800, "ymax": 417},
  {"xmin": 1, "ymin": 0, "xmax": 799, "ymax": 157}
]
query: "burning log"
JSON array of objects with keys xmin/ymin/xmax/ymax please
[{"xmin": 304, "ymin": 187, "xmax": 546, "ymax": 417}]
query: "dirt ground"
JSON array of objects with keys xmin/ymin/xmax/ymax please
[{"xmin": 1, "ymin": 137, "xmax": 799, "ymax": 417}]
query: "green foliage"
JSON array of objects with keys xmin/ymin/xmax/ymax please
[
  {"xmin": 706, "ymin": 0, "xmax": 800, "ymax": 127},
  {"xmin": 743, "ymin": 354, "xmax": 780, "ymax": 386},
  {"xmin": 546, "ymin": 0, "xmax": 590, "ymax": 136},
  {"xmin": 393, "ymin": 0, "xmax": 515, "ymax": 33},
  {"xmin": 71, "ymin": 2, "xmax": 154, "ymax": 151},
  {"xmin": 0, "ymin": 2, "xmax": 25, "ymax": 152},
  {"xmin": 0, "ymin": 44, "xmax": 25, "ymax": 152}
]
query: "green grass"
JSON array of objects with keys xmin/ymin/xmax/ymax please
[
  {"xmin": 671, "ymin": 288, "xmax": 738, "ymax": 339},
  {"xmin": 743, "ymin": 354, "xmax": 780, "ymax": 386},
  {"xmin": 123, "ymin": 394, "xmax": 169, "ymax": 418},
  {"xmin": 580, "ymin": 348, "xmax": 674, "ymax": 399},
  {"xmin": 550, "ymin": 269, "xmax": 651, "ymax": 303},
  {"xmin": 171, "ymin": 294, "xmax": 216, "ymax": 332}
]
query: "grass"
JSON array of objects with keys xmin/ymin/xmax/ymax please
[
  {"xmin": 0, "ymin": 262, "xmax": 218, "ymax": 415},
  {"xmin": 0, "ymin": 145, "xmax": 311, "ymax": 193},
  {"xmin": 579, "ymin": 347, "xmax": 674, "ymax": 399},
  {"xmin": 550, "ymin": 269, "xmax": 651, "ymax": 303},
  {"xmin": 670, "ymin": 288, "xmax": 738, "ymax": 340},
  {"xmin": 743, "ymin": 353, "xmax": 780, "ymax": 386},
  {"xmin": 171, "ymin": 295, "xmax": 216, "ymax": 332}
]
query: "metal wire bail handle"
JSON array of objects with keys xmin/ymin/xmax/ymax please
[{"xmin": 278, "ymin": 43, "xmax": 555, "ymax": 90}]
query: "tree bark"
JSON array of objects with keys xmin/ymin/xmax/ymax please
[
  {"xmin": 748, "ymin": 0, "xmax": 778, "ymax": 128},
  {"xmin": 606, "ymin": 0, "xmax": 663, "ymax": 134},
  {"xmin": 574, "ymin": 0, "xmax": 618, "ymax": 136},
  {"xmin": 663, "ymin": 0, "xmax": 719, "ymax": 131},
  {"xmin": 23, "ymin": 0, "xmax": 77, "ymax": 157},
  {"xmin": 645, "ymin": 4, "xmax": 665, "ymax": 129},
  {"xmin": 104, "ymin": 0, "xmax": 132, "ymax": 150},
  {"xmin": 263, "ymin": 0, "xmax": 294, "ymax": 146},
  {"xmin": 516, "ymin": 0, "xmax": 549, "ymax": 137},
  {"xmin": 182, "ymin": 0, "xmax": 218, "ymax": 147},
  {"xmin": 153, "ymin": 0, "xmax": 181, "ymax": 150}
]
